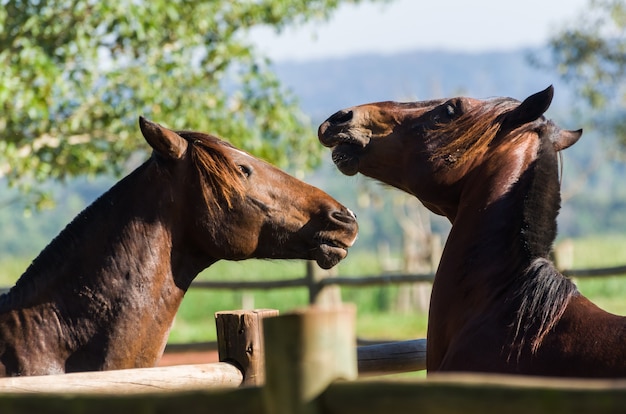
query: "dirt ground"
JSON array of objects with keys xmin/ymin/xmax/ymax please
[{"xmin": 158, "ymin": 350, "xmax": 219, "ymax": 366}]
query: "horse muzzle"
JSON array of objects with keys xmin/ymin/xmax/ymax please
[{"xmin": 313, "ymin": 208, "xmax": 358, "ymax": 269}]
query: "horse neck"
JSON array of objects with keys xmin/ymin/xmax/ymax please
[
  {"xmin": 432, "ymin": 136, "xmax": 562, "ymax": 317},
  {"xmin": 1, "ymin": 161, "xmax": 209, "ymax": 366}
]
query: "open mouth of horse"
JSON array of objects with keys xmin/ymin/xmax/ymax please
[
  {"xmin": 331, "ymin": 143, "xmax": 364, "ymax": 176},
  {"xmin": 314, "ymin": 239, "xmax": 351, "ymax": 269}
]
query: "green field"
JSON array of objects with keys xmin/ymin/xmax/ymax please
[
  {"xmin": 1, "ymin": 235, "xmax": 626, "ymax": 345},
  {"xmin": 561, "ymin": 235, "xmax": 626, "ymax": 315}
]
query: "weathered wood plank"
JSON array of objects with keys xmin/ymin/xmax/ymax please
[
  {"xmin": 357, "ymin": 338, "xmax": 426, "ymax": 375},
  {"xmin": 0, "ymin": 363, "xmax": 243, "ymax": 394},
  {"xmin": 322, "ymin": 374, "xmax": 626, "ymax": 414},
  {"xmin": 0, "ymin": 386, "xmax": 264, "ymax": 414}
]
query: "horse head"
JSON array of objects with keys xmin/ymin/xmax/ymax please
[
  {"xmin": 318, "ymin": 86, "xmax": 582, "ymax": 220},
  {"xmin": 140, "ymin": 117, "xmax": 358, "ymax": 270}
]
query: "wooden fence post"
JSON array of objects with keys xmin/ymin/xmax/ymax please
[
  {"xmin": 262, "ymin": 305, "xmax": 357, "ymax": 414},
  {"xmin": 215, "ymin": 309, "xmax": 279, "ymax": 387}
]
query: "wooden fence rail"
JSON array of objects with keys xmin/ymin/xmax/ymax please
[
  {"xmin": 190, "ymin": 263, "xmax": 626, "ymax": 291},
  {"xmin": 563, "ymin": 265, "xmax": 626, "ymax": 278},
  {"xmin": 2, "ymin": 262, "xmax": 626, "ymax": 297},
  {"xmin": 0, "ymin": 362, "xmax": 243, "ymax": 394},
  {"xmin": 3, "ymin": 374, "xmax": 626, "ymax": 414}
]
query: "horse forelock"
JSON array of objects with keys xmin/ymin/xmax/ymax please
[
  {"xmin": 178, "ymin": 131, "xmax": 246, "ymax": 211},
  {"xmin": 429, "ymin": 99, "xmax": 520, "ymax": 168}
]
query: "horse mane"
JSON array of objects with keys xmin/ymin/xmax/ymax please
[
  {"xmin": 507, "ymin": 126, "xmax": 579, "ymax": 360},
  {"xmin": 429, "ymin": 99, "xmax": 519, "ymax": 168},
  {"xmin": 509, "ymin": 258, "xmax": 578, "ymax": 359},
  {"xmin": 177, "ymin": 131, "xmax": 246, "ymax": 210}
]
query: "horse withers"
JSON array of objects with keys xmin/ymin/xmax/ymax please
[
  {"xmin": 319, "ymin": 86, "xmax": 626, "ymax": 378},
  {"xmin": 0, "ymin": 117, "xmax": 358, "ymax": 377}
]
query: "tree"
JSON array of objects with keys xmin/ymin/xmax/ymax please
[
  {"xmin": 543, "ymin": 0, "xmax": 626, "ymax": 148},
  {"xmin": 0, "ymin": 0, "xmax": 386, "ymax": 205}
]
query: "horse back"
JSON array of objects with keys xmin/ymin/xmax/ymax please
[
  {"xmin": 531, "ymin": 294, "xmax": 626, "ymax": 377},
  {"xmin": 434, "ymin": 294, "xmax": 626, "ymax": 378}
]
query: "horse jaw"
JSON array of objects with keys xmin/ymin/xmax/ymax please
[
  {"xmin": 331, "ymin": 144, "xmax": 363, "ymax": 176},
  {"xmin": 314, "ymin": 242, "xmax": 350, "ymax": 269}
]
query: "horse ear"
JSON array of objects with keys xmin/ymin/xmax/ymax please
[
  {"xmin": 501, "ymin": 85, "xmax": 554, "ymax": 131},
  {"xmin": 139, "ymin": 116, "xmax": 188, "ymax": 160},
  {"xmin": 553, "ymin": 128, "xmax": 583, "ymax": 151}
]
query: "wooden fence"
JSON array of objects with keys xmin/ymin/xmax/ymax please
[
  {"xmin": 1, "ymin": 261, "xmax": 625, "ymax": 299},
  {"xmin": 1, "ymin": 305, "xmax": 626, "ymax": 414},
  {"xmin": 0, "ymin": 307, "xmax": 425, "ymax": 390},
  {"xmin": 190, "ymin": 259, "xmax": 626, "ymax": 306},
  {"xmin": 3, "ymin": 250, "xmax": 626, "ymax": 301}
]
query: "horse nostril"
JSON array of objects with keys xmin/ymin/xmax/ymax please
[
  {"xmin": 328, "ymin": 109, "xmax": 353, "ymax": 126},
  {"xmin": 331, "ymin": 209, "xmax": 357, "ymax": 224}
]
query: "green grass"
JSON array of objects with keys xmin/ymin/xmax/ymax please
[
  {"xmin": 0, "ymin": 256, "xmax": 31, "ymax": 286},
  {"xmin": 564, "ymin": 234, "xmax": 626, "ymax": 268},
  {"xmin": 2, "ymin": 235, "xmax": 626, "ymax": 345},
  {"xmin": 563, "ymin": 235, "xmax": 626, "ymax": 315}
]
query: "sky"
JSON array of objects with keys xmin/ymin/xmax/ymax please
[{"xmin": 250, "ymin": 0, "xmax": 590, "ymax": 62}]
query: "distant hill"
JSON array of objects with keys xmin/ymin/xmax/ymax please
[{"xmin": 272, "ymin": 48, "xmax": 573, "ymax": 122}]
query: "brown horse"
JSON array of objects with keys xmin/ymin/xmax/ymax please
[
  {"xmin": 319, "ymin": 86, "xmax": 626, "ymax": 378},
  {"xmin": 0, "ymin": 117, "xmax": 357, "ymax": 377}
]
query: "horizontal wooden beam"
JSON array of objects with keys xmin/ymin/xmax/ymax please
[
  {"xmin": 191, "ymin": 278, "xmax": 307, "ymax": 290},
  {"xmin": 0, "ymin": 386, "xmax": 264, "ymax": 414},
  {"xmin": 0, "ymin": 362, "xmax": 242, "ymax": 394},
  {"xmin": 357, "ymin": 339, "xmax": 426, "ymax": 375},
  {"xmin": 186, "ymin": 266, "xmax": 626, "ymax": 292},
  {"xmin": 4, "ymin": 373, "xmax": 626, "ymax": 414},
  {"xmin": 322, "ymin": 373, "xmax": 626, "ymax": 414},
  {"xmin": 3, "ymin": 264, "xmax": 626, "ymax": 296},
  {"xmin": 563, "ymin": 265, "xmax": 626, "ymax": 278}
]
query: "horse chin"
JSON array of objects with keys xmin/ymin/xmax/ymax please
[
  {"xmin": 331, "ymin": 144, "xmax": 361, "ymax": 176},
  {"xmin": 314, "ymin": 244, "xmax": 349, "ymax": 269}
]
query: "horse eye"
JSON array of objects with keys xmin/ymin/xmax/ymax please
[
  {"xmin": 446, "ymin": 104, "xmax": 455, "ymax": 117},
  {"xmin": 238, "ymin": 165, "xmax": 252, "ymax": 178}
]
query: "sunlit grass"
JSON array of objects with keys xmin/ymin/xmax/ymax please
[
  {"xmin": 0, "ymin": 256, "xmax": 32, "ymax": 286},
  {"xmin": 563, "ymin": 235, "xmax": 626, "ymax": 315},
  {"xmin": 565, "ymin": 234, "xmax": 626, "ymax": 268}
]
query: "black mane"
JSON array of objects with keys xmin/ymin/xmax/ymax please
[{"xmin": 507, "ymin": 129, "xmax": 578, "ymax": 358}]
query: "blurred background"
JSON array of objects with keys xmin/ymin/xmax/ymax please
[{"xmin": 2, "ymin": 0, "xmax": 626, "ymax": 344}]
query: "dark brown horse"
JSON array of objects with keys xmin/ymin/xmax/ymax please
[
  {"xmin": 0, "ymin": 117, "xmax": 357, "ymax": 377},
  {"xmin": 319, "ymin": 86, "xmax": 626, "ymax": 378}
]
